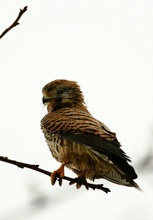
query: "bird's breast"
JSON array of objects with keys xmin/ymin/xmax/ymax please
[{"xmin": 44, "ymin": 132, "xmax": 67, "ymax": 162}]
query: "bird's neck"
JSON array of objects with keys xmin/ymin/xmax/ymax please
[{"xmin": 47, "ymin": 101, "xmax": 89, "ymax": 113}]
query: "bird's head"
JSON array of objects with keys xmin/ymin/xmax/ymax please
[{"xmin": 42, "ymin": 79, "xmax": 87, "ymax": 112}]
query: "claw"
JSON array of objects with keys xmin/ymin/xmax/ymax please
[
  {"xmin": 69, "ymin": 176, "xmax": 89, "ymax": 190},
  {"xmin": 58, "ymin": 177, "xmax": 63, "ymax": 186},
  {"xmin": 51, "ymin": 164, "xmax": 65, "ymax": 186}
]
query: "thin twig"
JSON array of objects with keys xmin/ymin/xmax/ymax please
[
  {"xmin": 0, "ymin": 6, "xmax": 28, "ymax": 39},
  {"xmin": 0, "ymin": 156, "xmax": 110, "ymax": 193}
]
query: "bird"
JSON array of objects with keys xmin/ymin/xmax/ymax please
[{"xmin": 41, "ymin": 79, "xmax": 141, "ymax": 191}]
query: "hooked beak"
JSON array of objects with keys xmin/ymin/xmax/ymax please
[{"xmin": 42, "ymin": 96, "xmax": 51, "ymax": 104}]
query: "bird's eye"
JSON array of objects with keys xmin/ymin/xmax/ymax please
[{"xmin": 57, "ymin": 89, "xmax": 64, "ymax": 94}]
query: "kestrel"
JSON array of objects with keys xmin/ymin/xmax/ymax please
[{"xmin": 41, "ymin": 79, "xmax": 140, "ymax": 191}]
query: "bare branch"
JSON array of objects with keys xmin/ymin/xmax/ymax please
[
  {"xmin": 0, "ymin": 156, "xmax": 110, "ymax": 193},
  {"xmin": 0, "ymin": 6, "xmax": 28, "ymax": 39}
]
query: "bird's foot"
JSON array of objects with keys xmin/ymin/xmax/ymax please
[
  {"xmin": 69, "ymin": 177, "xmax": 110, "ymax": 192},
  {"xmin": 51, "ymin": 163, "xmax": 65, "ymax": 186},
  {"xmin": 69, "ymin": 176, "xmax": 89, "ymax": 190}
]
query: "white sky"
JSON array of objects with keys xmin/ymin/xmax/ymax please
[{"xmin": 0, "ymin": 0, "xmax": 153, "ymax": 219}]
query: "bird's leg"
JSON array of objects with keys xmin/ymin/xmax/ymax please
[
  {"xmin": 69, "ymin": 173, "xmax": 88, "ymax": 190},
  {"xmin": 51, "ymin": 163, "xmax": 65, "ymax": 186}
]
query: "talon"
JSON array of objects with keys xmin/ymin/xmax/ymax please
[
  {"xmin": 76, "ymin": 182, "xmax": 82, "ymax": 189},
  {"xmin": 69, "ymin": 176, "xmax": 88, "ymax": 190},
  {"xmin": 58, "ymin": 177, "xmax": 63, "ymax": 186},
  {"xmin": 76, "ymin": 178, "xmax": 88, "ymax": 190},
  {"xmin": 69, "ymin": 179, "xmax": 76, "ymax": 185},
  {"xmin": 51, "ymin": 163, "xmax": 65, "ymax": 186}
]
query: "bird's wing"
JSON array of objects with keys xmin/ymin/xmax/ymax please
[
  {"xmin": 41, "ymin": 107, "xmax": 137, "ymax": 179},
  {"xmin": 57, "ymin": 131, "xmax": 137, "ymax": 179}
]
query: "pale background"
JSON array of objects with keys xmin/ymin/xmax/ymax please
[{"xmin": 0, "ymin": 0, "xmax": 153, "ymax": 220}]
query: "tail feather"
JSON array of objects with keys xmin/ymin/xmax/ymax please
[{"xmin": 103, "ymin": 168, "xmax": 142, "ymax": 191}]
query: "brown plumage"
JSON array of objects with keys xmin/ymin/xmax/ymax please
[{"xmin": 41, "ymin": 79, "xmax": 141, "ymax": 190}]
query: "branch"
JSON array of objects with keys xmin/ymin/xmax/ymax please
[
  {"xmin": 0, "ymin": 156, "xmax": 110, "ymax": 193},
  {"xmin": 0, "ymin": 6, "xmax": 28, "ymax": 39}
]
